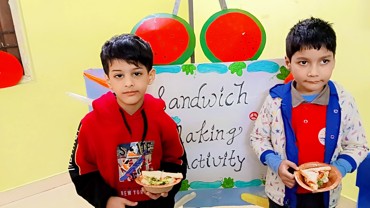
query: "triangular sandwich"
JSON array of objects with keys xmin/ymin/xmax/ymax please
[{"xmin": 300, "ymin": 166, "xmax": 331, "ymax": 190}]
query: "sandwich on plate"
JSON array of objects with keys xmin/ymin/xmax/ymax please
[
  {"xmin": 140, "ymin": 170, "xmax": 183, "ymax": 186},
  {"xmin": 299, "ymin": 166, "xmax": 331, "ymax": 191}
]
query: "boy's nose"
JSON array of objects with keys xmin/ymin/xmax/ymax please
[
  {"xmin": 124, "ymin": 78, "xmax": 134, "ymax": 87},
  {"xmin": 308, "ymin": 66, "xmax": 319, "ymax": 77}
]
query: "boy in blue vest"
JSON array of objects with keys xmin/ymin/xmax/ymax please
[{"xmin": 250, "ymin": 17, "xmax": 369, "ymax": 208}]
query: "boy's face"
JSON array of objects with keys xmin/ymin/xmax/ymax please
[
  {"xmin": 105, "ymin": 59, "xmax": 155, "ymax": 114},
  {"xmin": 285, "ymin": 47, "xmax": 335, "ymax": 95}
]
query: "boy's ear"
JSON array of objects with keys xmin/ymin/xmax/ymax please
[
  {"xmin": 285, "ymin": 56, "xmax": 291, "ymax": 70},
  {"xmin": 148, "ymin": 68, "xmax": 156, "ymax": 85},
  {"xmin": 105, "ymin": 74, "xmax": 112, "ymax": 89}
]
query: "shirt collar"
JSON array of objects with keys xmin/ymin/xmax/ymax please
[{"xmin": 291, "ymin": 81, "xmax": 330, "ymax": 107}]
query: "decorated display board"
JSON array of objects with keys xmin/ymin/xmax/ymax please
[{"xmin": 84, "ymin": 59, "xmax": 289, "ymax": 206}]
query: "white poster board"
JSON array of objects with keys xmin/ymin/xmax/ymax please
[{"xmin": 145, "ymin": 59, "xmax": 285, "ymax": 188}]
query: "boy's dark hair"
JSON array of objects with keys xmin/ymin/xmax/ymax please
[
  {"xmin": 286, "ymin": 17, "xmax": 336, "ymax": 60},
  {"xmin": 100, "ymin": 34, "xmax": 153, "ymax": 75}
]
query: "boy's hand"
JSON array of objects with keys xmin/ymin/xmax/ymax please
[
  {"xmin": 142, "ymin": 187, "xmax": 168, "ymax": 200},
  {"xmin": 278, "ymin": 160, "xmax": 298, "ymax": 189},
  {"xmin": 106, "ymin": 196, "xmax": 138, "ymax": 208}
]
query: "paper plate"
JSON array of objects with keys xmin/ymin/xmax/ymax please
[
  {"xmin": 294, "ymin": 162, "xmax": 341, "ymax": 193},
  {"xmin": 135, "ymin": 176, "xmax": 182, "ymax": 194}
]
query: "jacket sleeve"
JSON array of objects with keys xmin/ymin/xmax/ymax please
[
  {"xmin": 161, "ymin": 150, "xmax": 187, "ymax": 199},
  {"xmin": 159, "ymin": 113, "xmax": 187, "ymax": 198},
  {"xmin": 250, "ymin": 95, "xmax": 277, "ymax": 164},
  {"xmin": 337, "ymin": 89, "xmax": 369, "ymax": 171},
  {"xmin": 68, "ymin": 122, "xmax": 117, "ymax": 208}
]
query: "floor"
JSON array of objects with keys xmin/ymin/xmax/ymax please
[{"xmin": 0, "ymin": 183, "xmax": 93, "ymax": 208}]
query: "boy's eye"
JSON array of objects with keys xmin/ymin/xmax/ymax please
[
  {"xmin": 133, "ymin": 72, "xmax": 142, "ymax": 76},
  {"xmin": 299, "ymin": 61, "xmax": 307, "ymax": 65},
  {"xmin": 322, "ymin": 59, "xmax": 330, "ymax": 64},
  {"xmin": 113, "ymin": 74, "xmax": 123, "ymax": 78}
]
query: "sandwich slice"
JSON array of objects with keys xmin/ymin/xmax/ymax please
[
  {"xmin": 140, "ymin": 170, "xmax": 183, "ymax": 186},
  {"xmin": 300, "ymin": 166, "xmax": 331, "ymax": 191}
]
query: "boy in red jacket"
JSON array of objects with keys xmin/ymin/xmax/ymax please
[{"xmin": 69, "ymin": 34, "xmax": 187, "ymax": 208}]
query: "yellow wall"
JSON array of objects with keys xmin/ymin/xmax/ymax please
[{"xmin": 1, "ymin": 0, "xmax": 369, "ymax": 202}]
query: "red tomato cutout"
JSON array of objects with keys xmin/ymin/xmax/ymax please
[
  {"xmin": 132, "ymin": 13, "xmax": 196, "ymax": 65},
  {"xmin": 0, "ymin": 51, "xmax": 23, "ymax": 88},
  {"xmin": 200, "ymin": 9, "xmax": 266, "ymax": 62}
]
